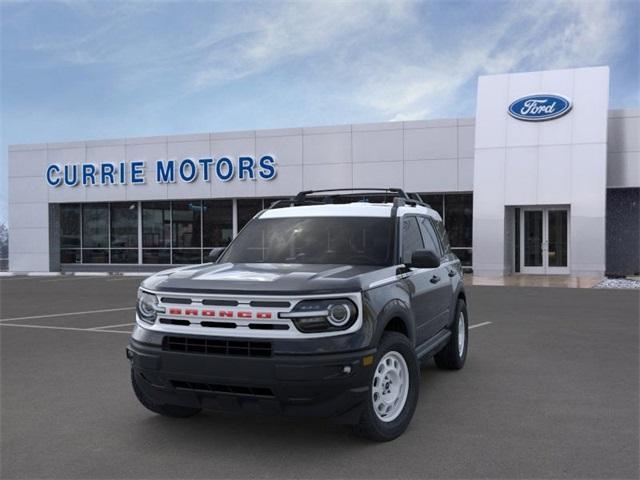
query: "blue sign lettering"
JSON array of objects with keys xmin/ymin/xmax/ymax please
[
  {"xmin": 156, "ymin": 160, "xmax": 175, "ymax": 183},
  {"xmin": 45, "ymin": 155, "xmax": 277, "ymax": 187},
  {"xmin": 215, "ymin": 157, "xmax": 234, "ymax": 182},
  {"xmin": 46, "ymin": 164, "xmax": 61, "ymax": 187},
  {"xmin": 258, "ymin": 155, "xmax": 277, "ymax": 180}
]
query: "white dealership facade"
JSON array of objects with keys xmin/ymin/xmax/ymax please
[{"xmin": 7, "ymin": 66, "xmax": 640, "ymax": 276}]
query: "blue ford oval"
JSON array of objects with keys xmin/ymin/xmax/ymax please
[{"xmin": 508, "ymin": 94, "xmax": 572, "ymax": 121}]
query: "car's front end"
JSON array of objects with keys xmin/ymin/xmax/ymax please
[{"xmin": 127, "ymin": 283, "xmax": 381, "ymax": 422}]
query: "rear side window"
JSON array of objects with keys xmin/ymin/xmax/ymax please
[
  {"xmin": 432, "ymin": 219, "xmax": 452, "ymax": 254},
  {"xmin": 418, "ymin": 217, "xmax": 443, "ymax": 257},
  {"xmin": 401, "ymin": 217, "xmax": 425, "ymax": 264}
]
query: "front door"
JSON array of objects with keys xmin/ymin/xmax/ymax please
[{"xmin": 520, "ymin": 207, "xmax": 569, "ymax": 274}]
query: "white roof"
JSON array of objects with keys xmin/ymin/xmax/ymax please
[{"xmin": 259, "ymin": 202, "xmax": 443, "ymax": 221}]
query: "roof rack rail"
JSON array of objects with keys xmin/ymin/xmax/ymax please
[{"xmin": 266, "ymin": 188, "xmax": 432, "ymax": 210}]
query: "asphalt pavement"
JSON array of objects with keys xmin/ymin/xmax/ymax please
[{"xmin": 0, "ymin": 276, "xmax": 638, "ymax": 479}]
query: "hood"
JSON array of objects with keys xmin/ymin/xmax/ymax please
[{"xmin": 141, "ymin": 262, "xmax": 393, "ymax": 295}]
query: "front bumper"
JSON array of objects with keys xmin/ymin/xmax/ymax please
[{"xmin": 127, "ymin": 332, "xmax": 376, "ymax": 423}]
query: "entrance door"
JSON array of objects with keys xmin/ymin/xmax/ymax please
[{"xmin": 520, "ymin": 207, "xmax": 569, "ymax": 274}]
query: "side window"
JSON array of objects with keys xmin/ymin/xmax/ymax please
[
  {"xmin": 418, "ymin": 217, "xmax": 443, "ymax": 257},
  {"xmin": 401, "ymin": 217, "xmax": 425, "ymax": 264},
  {"xmin": 432, "ymin": 219, "xmax": 452, "ymax": 255}
]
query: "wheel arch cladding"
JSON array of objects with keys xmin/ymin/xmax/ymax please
[{"xmin": 375, "ymin": 299, "xmax": 415, "ymax": 345}]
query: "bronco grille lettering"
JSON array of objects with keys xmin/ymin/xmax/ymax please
[{"xmin": 164, "ymin": 307, "xmax": 273, "ymax": 320}]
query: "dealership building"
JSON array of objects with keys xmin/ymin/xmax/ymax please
[{"xmin": 7, "ymin": 66, "xmax": 640, "ymax": 276}]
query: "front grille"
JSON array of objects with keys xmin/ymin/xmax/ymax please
[
  {"xmin": 249, "ymin": 300, "xmax": 291, "ymax": 308},
  {"xmin": 171, "ymin": 380, "xmax": 274, "ymax": 397},
  {"xmin": 160, "ymin": 297, "xmax": 192, "ymax": 304},
  {"xmin": 163, "ymin": 336, "xmax": 272, "ymax": 357},
  {"xmin": 202, "ymin": 299, "xmax": 239, "ymax": 306}
]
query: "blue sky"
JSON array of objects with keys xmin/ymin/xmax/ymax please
[{"xmin": 1, "ymin": 0, "xmax": 638, "ymax": 225}]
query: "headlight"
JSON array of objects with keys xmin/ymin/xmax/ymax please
[
  {"xmin": 136, "ymin": 289, "xmax": 162, "ymax": 324},
  {"xmin": 280, "ymin": 299, "xmax": 358, "ymax": 333}
]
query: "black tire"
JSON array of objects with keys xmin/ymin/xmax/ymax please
[
  {"xmin": 353, "ymin": 332, "xmax": 419, "ymax": 442},
  {"xmin": 434, "ymin": 298, "xmax": 468, "ymax": 370},
  {"xmin": 131, "ymin": 369, "xmax": 201, "ymax": 418}
]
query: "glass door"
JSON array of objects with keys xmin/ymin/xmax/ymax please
[
  {"xmin": 521, "ymin": 209, "xmax": 545, "ymax": 274},
  {"xmin": 519, "ymin": 207, "xmax": 569, "ymax": 274},
  {"xmin": 546, "ymin": 209, "xmax": 569, "ymax": 274}
]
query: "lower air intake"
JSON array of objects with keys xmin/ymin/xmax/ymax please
[
  {"xmin": 163, "ymin": 336, "xmax": 272, "ymax": 357},
  {"xmin": 171, "ymin": 380, "xmax": 274, "ymax": 397}
]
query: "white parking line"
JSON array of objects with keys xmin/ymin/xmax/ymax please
[
  {"xmin": 469, "ymin": 321, "xmax": 492, "ymax": 329},
  {"xmin": 88, "ymin": 322, "xmax": 136, "ymax": 330},
  {"xmin": 0, "ymin": 323, "xmax": 131, "ymax": 334},
  {"xmin": 0, "ymin": 307, "xmax": 135, "ymax": 323}
]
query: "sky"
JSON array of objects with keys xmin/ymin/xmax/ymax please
[{"xmin": 1, "ymin": 0, "xmax": 638, "ymax": 226}]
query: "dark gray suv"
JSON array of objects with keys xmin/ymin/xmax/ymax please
[{"xmin": 127, "ymin": 188, "xmax": 469, "ymax": 441}]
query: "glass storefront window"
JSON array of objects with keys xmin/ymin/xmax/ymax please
[
  {"xmin": 58, "ymin": 194, "xmax": 473, "ymax": 267},
  {"xmin": 111, "ymin": 249, "xmax": 138, "ymax": 264},
  {"xmin": 172, "ymin": 201, "xmax": 202, "ymax": 249},
  {"xmin": 82, "ymin": 249, "xmax": 109, "ymax": 264},
  {"xmin": 417, "ymin": 192, "xmax": 472, "ymax": 267},
  {"xmin": 237, "ymin": 199, "xmax": 264, "ymax": 231},
  {"xmin": 60, "ymin": 204, "xmax": 81, "ymax": 248},
  {"xmin": 452, "ymin": 248, "xmax": 472, "ymax": 267},
  {"xmin": 142, "ymin": 202, "xmax": 170, "ymax": 248},
  {"xmin": 60, "ymin": 249, "xmax": 81, "ymax": 264},
  {"xmin": 60, "ymin": 204, "xmax": 81, "ymax": 264},
  {"xmin": 419, "ymin": 193, "xmax": 444, "ymax": 218},
  {"xmin": 82, "ymin": 204, "xmax": 109, "ymax": 248},
  {"xmin": 444, "ymin": 193, "xmax": 473, "ymax": 248},
  {"xmin": 142, "ymin": 249, "xmax": 170, "ymax": 264},
  {"xmin": 172, "ymin": 249, "xmax": 202, "ymax": 264},
  {"xmin": 203, "ymin": 200, "xmax": 233, "ymax": 248},
  {"xmin": 172, "ymin": 201, "xmax": 202, "ymax": 264},
  {"xmin": 111, "ymin": 203, "xmax": 138, "ymax": 248}
]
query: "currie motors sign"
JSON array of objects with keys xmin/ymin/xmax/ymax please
[
  {"xmin": 508, "ymin": 94, "xmax": 572, "ymax": 121},
  {"xmin": 45, "ymin": 155, "xmax": 277, "ymax": 187}
]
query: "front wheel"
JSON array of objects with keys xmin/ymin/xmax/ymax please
[
  {"xmin": 434, "ymin": 298, "xmax": 468, "ymax": 370},
  {"xmin": 353, "ymin": 332, "xmax": 419, "ymax": 442}
]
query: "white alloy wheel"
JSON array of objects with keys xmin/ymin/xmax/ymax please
[
  {"xmin": 457, "ymin": 311, "xmax": 466, "ymax": 358},
  {"xmin": 371, "ymin": 351, "xmax": 409, "ymax": 422}
]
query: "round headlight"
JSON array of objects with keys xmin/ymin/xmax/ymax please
[
  {"xmin": 137, "ymin": 290, "xmax": 159, "ymax": 324},
  {"xmin": 327, "ymin": 303, "xmax": 351, "ymax": 327}
]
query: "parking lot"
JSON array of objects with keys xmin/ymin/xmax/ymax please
[{"xmin": 0, "ymin": 276, "xmax": 638, "ymax": 479}]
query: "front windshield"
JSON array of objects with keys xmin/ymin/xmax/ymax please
[{"xmin": 220, "ymin": 216, "xmax": 393, "ymax": 266}]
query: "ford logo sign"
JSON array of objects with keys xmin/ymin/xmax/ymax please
[{"xmin": 508, "ymin": 94, "xmax": 572, "ymax": 121}]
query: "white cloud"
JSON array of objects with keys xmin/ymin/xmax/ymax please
[
  {"xmin": 6, "ymin": 0, "xmax": 630, "ymax": 121},
  {"xmin": 189, "ymin": 1, "xmax": 414, "ymax": 89},
  {"xmin": 349, "ymin": 0, "xmax": 626, "ymax": 121}
]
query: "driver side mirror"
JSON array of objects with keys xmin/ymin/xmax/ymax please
[
  {"xmin": 208, "ymin": 247, "xmax": 226, "ymax": 262},
  {"xmin": 409, "ymin": 249, "xmax": 440, "ymax": 269}
]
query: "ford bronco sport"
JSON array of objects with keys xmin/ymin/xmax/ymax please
[{"xmin": 127, "ymin": 188, "xmax": 469, "ymax": 441}]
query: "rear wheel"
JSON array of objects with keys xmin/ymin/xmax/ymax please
[
  {"xmin": 434, "ymin": 299, "xmax": 468, "ymax": 370},
  {"xmin": 353, "ymin": 332, "xmax": 419, "ymax": 442},
  {"xmin": 131, "ymin": 369, "xmax": 201, "ymax": 418}
]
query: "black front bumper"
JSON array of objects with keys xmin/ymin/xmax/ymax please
[{"xmin": 127, "ymin": 334, "xmax": 376, "ymax": 423}]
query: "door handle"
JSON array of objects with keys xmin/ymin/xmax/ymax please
[
  {"xmin": 430, "ymin": 275, "xmax": 441, "ymax": 284},
  {"xmin": 448, "ymin": 269, "xmax": 456, "ymax": 277}
]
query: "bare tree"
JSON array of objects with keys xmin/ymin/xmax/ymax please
[{"xmin": 0, "ymin": 222, "xmax": 8, "ymax": 270}]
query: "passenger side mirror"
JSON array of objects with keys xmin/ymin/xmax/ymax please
[
  {"xmin": 409, "ymin": 249, "xmax": 440, "ymax": 269},
  {"xmin": 207, "ymin": 247, "xmax": 226, "ymax": 262}
]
